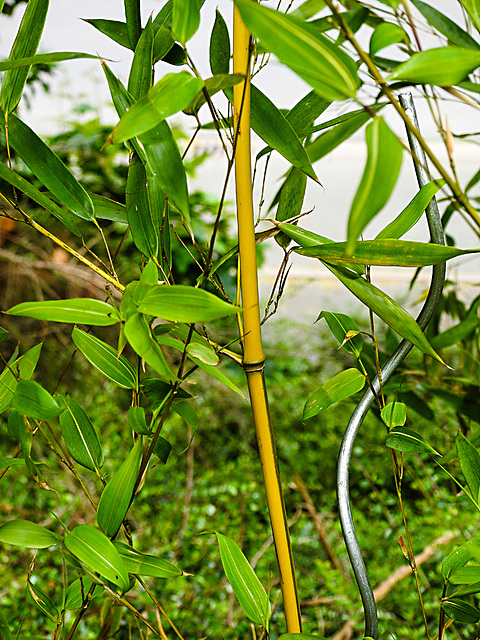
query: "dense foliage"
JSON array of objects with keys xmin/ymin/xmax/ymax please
[{"xmin": 0, "ymin": 1, "xmax": 479, "ymax": 639}]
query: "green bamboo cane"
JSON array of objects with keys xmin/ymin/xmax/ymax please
[{"xmin": 232, "ymin": 4, "xmax": 302, "ymax": 633}]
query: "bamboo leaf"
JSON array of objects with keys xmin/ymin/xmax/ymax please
[
  {"xmin": 370, "ymin": 22, "xmax": 407, "ymax": 57},
  {"xmin": 456, "ymin": 432, "xmax": 480, "ymax": 503},
  {"xmin": 303, "ymin": 368, "xmax": 365, "ymax": 420},
  {"xmin": 58, "ymin": 397, "xmax": 104, "ymax": 473},
  {"xmin": 126, "ymin": 151, "xmax": 160, "ymax": 260},
  {"xmin": 442, "ymin": 541, "xmax": 473, "ymax": 580},
  {"xmin": 64, "ymin": 525, "xmax": 129, "ymax": 591},
  {"xmin": 124, "ymin": 313, "xmax": 177, "ymax": 381},
  {"xmin": 410, "ymin": 0, "xmax": 480, "ymax": 50},
  {"xmin": 347, "ymin": 117, "xmax": 403, "ymax": 254},
  {"xmin": 113, "ymin": 72, "xmax": 204, "ymax": 143},
  {"xmin": 0, "ymin": 343, "xmax": 42, "ymax": 413},
  {"xmin": 0, "ymin": 0, "xmax": 49, "ymax": 114},
  {"xmin": 376, "ymin": 180, "xmax": 445, "ymax": 240},
  {"xmin": 296, "ymin": 239, "xmax": 480, "ymax": 267},
  {"xmin": 173, "ymin": 400, "xmax": 198, "ymax": 429},
  {"xmin": 0, "ymin": 111, "xmax": 95, "ymax": 220},
  {"xmin": 442, "ymin": 599, "xmax": 480, "ymax": 623},
  {"xmin": 72, "ymin": 328, "xmax": 138, "ymax": 390},
  {"xmin": 172, "ymin": 0, "xmax": 201, "ymax": 45},
  {"xmin": 128, "ymin": 17, "xmax": 154, "ymax": 100},
  {"xmin": 97, "ymin": 439, "xmax": 143, "ymax": 537},
  {"xmin": 0, "ymin": 52, "xmax": 101, "ymax": 72},
  {"xmin": 153, "ymin": 1, "xmax": 175, "ymax": 62},
  {"xmin": 26, "ymin": 580, "xmax": 59, "ymax": 623},
  {"xmin": 65, "ymin": 578, "xmax": 103, "ymax": 610},
  {"xmin": 317, "ymin": 311, "xmax": 363, "ymax": 358},
  {"xmin": 124, "ymin": 0, "xmax": 142, "ymax": 49},
  {"xmin": 275, "ymin": 168, "xmax": 308, "ymax": 249},
  {"xmin": 449, "ymin": 566, "xmax": 480, "ymax": 585},
  {"xmin": 0, "ymin": 519, "xmax": 61, "ymax": 548},
  {"xmin": 92, "ymin": 194, "xmax": 127, "ymax": 223},
  {"xmin": 153, "ymin": 436, "xmax": 172, "ymax": 463},
  {"xmin": 12, "ymin": 380, "xmax": 62, "ymax": 421},
  {"xmin": 307, "ymin": 109, "xmax": 371, "ymax": 163},
  {"xmin": 184, "ymin": 74, "xmax": 242, "ymax": 116},
  {"xmin": 388, "ymin": 47, "xmax": 480, "ymax": 85},
  {"xmin": 84, "ymin": 19, "xmax": 130, "ymax": 49},
  {"xmin": 286, "ymin": 89, "xmax": 330, "ymax": 140},
  {"xmin": 210, "ymin": 9, "xmax": 230, "ymax": 75},
  {"xmin": 235, "ymin": 0, "xmax": 360, "ymax": 101},
  {"xmin": 6, "ymin": 299, "xmax": 120, "ymax": 326},
  {"xmin": 186, "ymin": 341, "xmax": 219, "ymax": 366},
  {"xmin": 214, "ymin": 532, "xmax": 271, "ymax": 630},
  {"xmin": 380, "ymin": 401, "xmax": 407, "ymax": 428},
  {"xmin": 113, "ymin": 541, "xmax": 183, "ymax": 577},
  {"xmin": 386, "ymin": 427, "xmax": 441, "ymax": 455},
  {"xmin": 128, "ymin": 407, "xmax": 151, "ymax": 435},
  {"xmin": 138, "ymin": 285, "xmax": 241, "ymax": 322},
  {"xmin": 457, "ymin": 0, "xmax": 480, "ymax": 35}
]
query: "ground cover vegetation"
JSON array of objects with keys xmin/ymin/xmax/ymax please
[{"xmin": 0, "ymin": 0, "xmax": 479, "ymax": 639}]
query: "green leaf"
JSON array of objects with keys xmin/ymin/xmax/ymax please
[
  {"xmin": 0, "ymin": 343, "xmax": 42, "ymax": 413},
  {"xmin": 307, "ymin": 108, "xmax": 371, "ymax": 163},
  {"xmin": 153, "ymin": 1, "xmax": 175, "ymax": 62},
  {"xmin": 210, "ymin": 9, "xmax": 230, "ymax": 75},
  {"xmin": 387, "ymin": 47, "xmax": 480, "ymax": 85},
  {"xmin": 84, "ymin": 19, "xmax": 130, "ymax": 49},
  {"xmin": 214, "ymin": 532, "xmax": 271, "ymax": 630},
  {"xmin": 124, "ymin": 313, "xmax": 177, "ymax": 381},
  {"xmin": 0, "ymin": 0, "xmax": 49, "ymax": 113},
  {"xmin": 97, "ymin": 438, "xmax": 143, "ymax": 537},
  {"xmin": 457, "ymin": 0, "xmax": 480, "ymax": 35},
  {"xmin": 72, "ymin": 328, "xmax": 138, "ymax": 390},
  {"xmin": 410, "ymin": 0, "xmax": 480, "ymax": 50},
  {"xmin": 92, "ymin": 194, "xmax": 128, "ymax": 223},
  {"xmin": 26, "ymin": 580, "xmax": 59, "ymax": 623},
  {"xmin": 442, "ymin": 598, "xmax": 480, "ymax": 623},
  {"xmin": 449, "ymin": 566, "xmax": 480, "ymax": 585},
  {"xmin": 128, "ymin": 407, "xmax": 151, "ymax": 435},
  {"xmin": 275, "ymin": 167, "xmax": 308, "ymax": 249},
  {"xmin": 113, "ymin": 541, "xmax": 183, "ymax": 577},
  {"xmin": 12, "ymin": 380, "xmax": 62, "ymax": 421},
  {"xmin": 65, "ymin": 577, "xmax": 103, "ymax": 610},
  {"xmin": 0, "ymin": 157, "xmax": 80, "ymax": 235},
  {"xmin": 173, "ymin": 400, "xmax": 198, "ymax": 430},
  {"xmin": 385, "ymin": 427, "xmax": 441, "ymax": 455},
  {"xmin": 64, "ymin": 525, "xmax": 129, "ymax": 592},
  {"xmin": 124, "ymin": 0, "xmax": 142, "ymax": 49},
  {"xmin": 0, "ymin": 111, "xmax": 95, "ymax": 220},
  {"xmin": 317, "ymin": 311, "xmax": 363, "ymax": 358},
  {"xmin": 235, "ymin": 0, "xmax": 360, "ymax": 101},
  {"xmin": 376, "ymin": 180, "xmax": 445, "ymax": 240},
  {"xmin": 0, "ymin": 519, "xmax": 61, "ymax": 548},
  {"xmin": 0, "ymin": 51, "xmax": 101, "ymax": 72},
  {"xmin": 286, "ymin": 90, "xmax": 330, "ymax": 140},
  {"xmin": 297, "ymin": 239, "xmax": 479, "ymax": 267},
  {"xmin": 303, "ymin": 368, "xmax": 365, "ymax": 420},
  {"xmin": 185, "ymin": 341, "xmax": 219, "ymax": 366},
  {"xmin": 370, "ymin": 22, "xmax": 407, "ymax": 57},
  {"xmin": 442, "ymin": 541, "xmax": 474, "ymax": 580},
  {"xmin": 456, "ymin": 432, "xmax": 480, "ymax": 503},
  {"xmin": 126, "ymin": 151, "xmax": 160, "ymax": 260},
  {"xmin": 6, "ymin": 298, "xmax": 119, "ymax": 326},
  {"xmin": 381, "ymin": 401, "xmax": 407, "ymax": 428},
  {"xmin": 184, "ymin": 74, "xmax": 243, "ymax": 116},
  {"xmin": 59, "ymin": 397, "xmax": 103, "ymax": 473},
  {"xmin": 113, "ymin": 72, "xmax": 204, "ymax": 143},
  {"xmin": 128, "ymin": 17, "xmax": 154, "ymax": 101},
  {"xmin": 138, "ymin": 285, "xmax": 241, "ymax": 322},
  {"xmin": 172, "ymin": 0, "xmax": 200, "ymax": 45},
  {"xmin": 347, "ymin": 117, "xmax": 403, "ymax": 254},
  {"xmin": 0, "ymin": 328, "xmax": 8, "ymax": 344},
  {"xmin": 153, "ymin": 436, "xmax": 172, "ymax": 463}
]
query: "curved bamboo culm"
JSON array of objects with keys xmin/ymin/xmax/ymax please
[
  {"xmin": 337, "ymin": 92, "xmax": 446, "ymax": 640},
  {"xmin": 232, "ymin": 4, "xmax": 303, "ymax": 633}
]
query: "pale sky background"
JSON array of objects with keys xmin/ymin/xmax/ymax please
[{"xmin": 0, "ymin": 1, "xmax": 479, "ymax": 319}]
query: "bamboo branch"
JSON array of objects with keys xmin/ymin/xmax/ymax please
[{"xmin": 233, "ymin": 4, "xmax": 302, "ymax": 633}]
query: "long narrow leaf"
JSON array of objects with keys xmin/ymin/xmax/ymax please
[
  {"xmin": 303, "ymin": 368, "xmax": 365, "ymax": 420},
  {"xmin": 0, "ymin": 52, "xmax": 101, "ymax": 72},
  {"xmin": 124, "ymin": 313, "xmax": 177, "ymax": 381},
  {"xmin": 387, "ymin": 47, "xmax": 480, "ymax": 85},
  {"xmin": 6, "ymin": 298, "xmax": 120, "ymax": 326},
  {"xmin": 410, "ymin": 0, "xmax": 480, "ymax": 50},
  {"xmin": 59, "ymin": 397, "xmax": 103, "ymax": 473}
]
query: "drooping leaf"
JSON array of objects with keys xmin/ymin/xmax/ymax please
[
  {"xmin": 456, "ymin": 432, "xmax": 480, "ymax": 503},
  {"xmin": 97, "ymin": 438, "xmax": 143, "ymax": 537},
  {"xmin": 84, "ymin": 19, "xmax": 130, "ymax": 49},
  {"xmin": 210, "ymin": 9, "xmax": 230, "ymax": 75},
  {"xmin": 138, "ymin": 284, "xmax": 240, "ymax": 322},
  {"xmin": 442, "ymin": 598, "xmax": 480, "ymax": 623},
  {"xmin": 376, "ymin": 180, "xmax": 445, "ymax": 240},
  {"xmin": 124, "ymin": 313, "xmax": 177, "ymax": 381},
  {"xmin": 114, "ymin": 72, "xmax": 204, "ymax": 143},
  {"xmin": 296, "ymin": 239, "xmax": 480, "ymax": 267},
  {"xmin": 12, "ymin": 380, "xmax": 62, "ymax": 421},
  {"xmin": 387, "ymin": 47, "xmax": 480, "ymax": 85},
  {"xmin": 64, "ymin": 525, "xmax": 129, "ymax": 592},
  {"xmin": 126, "ymin": 151, "xmax": 160, "ymax": 260},
  {"xmin": 172, "ymin": 0, "xmax": 201, "ymax": 45},
  {"xmin": 410, "ymin": 0, "xmax": 480, "ymax": 50},
  {"xmin": 59, "ymin": 397, "xmax": 104, "ymax": 473},
  {"xmin": 214, "ymin": 532, "xmax": 271, "ymax": 630},
  {"xmin": 72, "ymin": 328, "xmax": 138, "ymax": 390},
  {"xmin": 275, "ymin": 167, "xmax": 308, "ymax": 248},
  {"xmin": 235, "ymin": 0, "xmax": 360, "ymax": 101},
  {"xmin": 6, "ymin": 298, "xmax": 119, "ymax": 326},
  {"xmin": 370, "ymin": 22, "xmax": 407, "ymax": 57},
  {"xmin": 0, "ymin": 0, "xmax": 49, "ymax": 113},
  {"xmin": 0, "ymin": 519, "xmax": 61, "ymax": 548},
  {"xmin": 173, "ymin": 400, "xmax": 198, "ymax": 430},
  {"xmin": 318, "ymin": 310, "xmax": 363, "ymax": 358},
  {"xmin": 380, "ymin": 401, "xmax": 407, "ymax": 428},
  {"xmin": 0, "ymin": 51, "xmax": 101, "ymax": 73},
  {"xmin": 0, "ymin": 343, "xmax": 42, "ymax": 413},
  {"xmin": 113, "ymin": 541, "xmax": 183, "ymax": 577},
  {"xmin": 386, "ymin": 427, "xmax": 441, "ymax": 455},
  {"xmin": 26, "ymin": 580, "xmax": 59, "ymax": 623},
  {"xmin": 153, "ymin": 436, "xmax": 172, "ymax": 463},
  {"xmin": 0, "ymin": 111, "xmax": 95, "ymax": 220},
  {"xmin": 128, "ymin": 407, "xmax": 151, "ymax": 435},
  {"xmin": 303, "ymin": 368, "xmax": 365, "ymax": 420},
  {"xmin": 347, "ymin": 117, "xmax": 403, "ymax": 254}
]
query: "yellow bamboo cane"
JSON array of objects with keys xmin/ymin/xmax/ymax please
[{"xmin": 233, "ymin": 5, "xmax": 302, "ymax": 633}]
